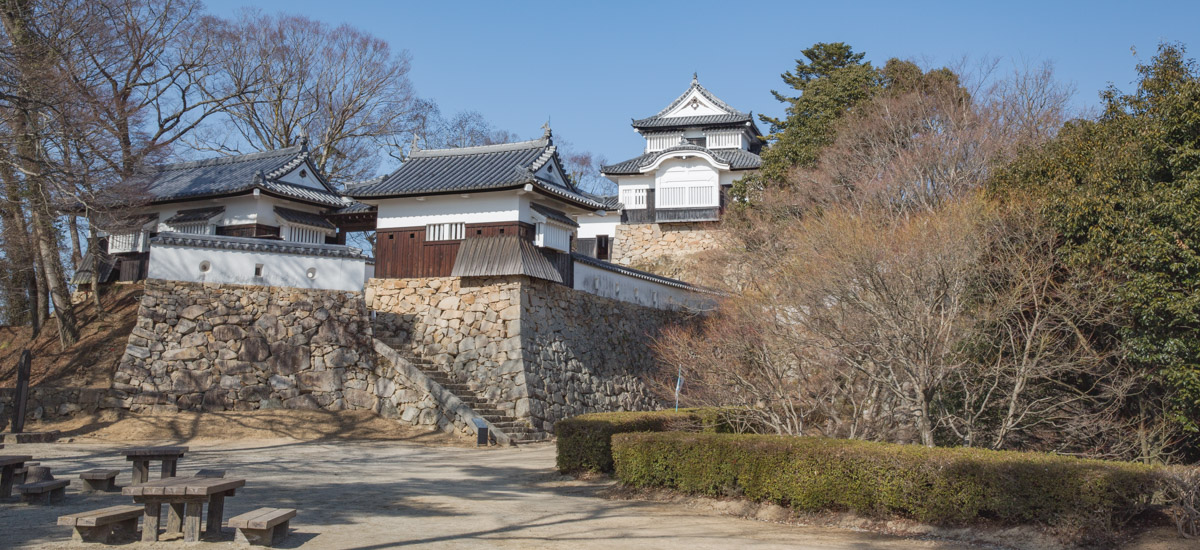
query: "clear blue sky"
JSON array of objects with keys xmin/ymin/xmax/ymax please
[{"xmin": 201, "ymin": 0, "xmax": 1199, "ymax": 169}]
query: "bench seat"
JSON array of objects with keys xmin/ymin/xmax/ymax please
[
  {"xmin": 228, "ymin": 507, "xmax": 296, "ymax": 547},
  {"xmin": 13, "ymin": 461, "xmax": 39, "ymax": 485},
  {"xmin": 78, "ymin": 469, "xmax": 120, "ymax": 493},
  {"xmin": 16, "ymin": 478, "xmax": 69, "ymax": 504},
  {"xmin": 58, "ymin": 505, "xmax": 142, "ymax": 542}
]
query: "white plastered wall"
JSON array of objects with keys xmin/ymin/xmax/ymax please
[
  {"xmin": 577, "ymin": 215, "xmax": 619, "ymax": 239},
  {"xmin": 376, "ymin": 191, "xmax": 523, "ymax": 229},
  {"xmin": 573, "ymin": 260, "xmax": 713, "ymax": 311},
  {"xmin": 148, "ymin": 243, "xmax": 369, "ymax": 292},
  {"xmin": 662, "ymin": 89, "xmax": 728, "ymax": 118}
]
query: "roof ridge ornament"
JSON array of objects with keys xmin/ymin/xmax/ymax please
[
  {"xmin": 692, "ymin": 71, "xmax": 698, "ymax": 84},
  {"xmin": 541, "ymin": 121, "xmax": 552, "ymax": 141},
  {"xmin": 298, "ymin": 129, "xmax": 310, "ymax": 151}
]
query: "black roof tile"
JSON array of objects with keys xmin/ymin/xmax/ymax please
[
  {"xmin": 601, "ymin": 146, "xmax": 761, "ymax": 175},
  {"xmin": 164, "ymin": 206, "xmax": 224, "ymax": 225},
  {"xmin": 274, "ymin": 206, "xmax": 335, "ymax": 230},
  {"xmin": 133, "ymin": 146, "xmax": 343, "ymax": 207},
  {"xmin": 345, "ymin": 137, "xmax": 602, "ymax": 209},
  {"xmin": 151, "ymin": 232, "xmax": 369, "ymax": 259}
]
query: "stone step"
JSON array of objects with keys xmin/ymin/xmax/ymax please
[
  {"xmin": 491, "ymin": 422, "xmax": 531, "ymax": 430},
  {"xmin": 392, "ymin": 347, "xmax": 552, "ymax": 443}
]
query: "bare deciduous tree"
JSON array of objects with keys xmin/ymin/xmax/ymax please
[{"xmin": 195, "ymin": 10, "xmax": 422, "ymax": 182}]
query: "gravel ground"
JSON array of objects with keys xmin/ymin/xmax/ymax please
[{"xmin": 0, "ymin": 439, "xmax": 980, "ymax": 550}]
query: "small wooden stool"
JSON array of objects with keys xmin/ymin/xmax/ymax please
[
  {"xmin": 228, "ymin": 508, "xmax": 296, "ymax": 547},
  {"xmin": 58, "ymin": 505, "xmax": 143, "ymax": 542},
  {"xmin": 16, "ymin": 479, "xmax": 70, "ymax": 504},
  {"xmin": 79, "ymin": 469, "xmax": 120, "ymax": 493}
]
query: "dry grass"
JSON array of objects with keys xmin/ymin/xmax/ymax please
[{"xmin": 0, "ymin": 283, "xmax": 143, "ymax": 388}]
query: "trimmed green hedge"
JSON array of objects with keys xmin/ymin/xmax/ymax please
[
  {"xmin": 555, "ymin": 409, "xmax": 732, "ymax": 473},
  {"xmin": 612, "ymin": 432, "xmax": 1163, "ymax": 540}
]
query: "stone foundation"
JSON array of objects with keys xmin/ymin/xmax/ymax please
[
  {"xmin": 367, "ymin": 275, "xmax": 693, "ymax": 433},
  {"xmin": 107, "ymin": 279, "xmax": 482, "ymax": 436},
  {"xmin": 369, "ymin": 276, "xmax": 528, "ymax": 419},
  {"xmin": 0, "ymin": 386, "xmax": 116, "ymax": 426},
  {"xmin": 612, "ymin": 222, "xmax": 725, "ymax": 268},
  {"xmin": 113, "ymin": 280, "xmax": 378, "ymax": 413}
]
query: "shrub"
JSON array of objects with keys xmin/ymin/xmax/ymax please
[
  {"xmin": 612, "ymin": 432, "xmax": 1164, "ymax": 544},
  {"xmin": 554, "ymin": 409, "xmax": 733, "ymax": 474}
]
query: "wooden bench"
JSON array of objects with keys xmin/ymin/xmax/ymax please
[
  {"xmin": 16, "ymin": 478, "xmax": 70, "ymax": 504},
  {"xmin": 13, "ymin": 461, "xmax": 39, "ymax": 485},
  {"xmin": 79, "ymin": 469, "xmax": 120, "ymax": 493},
  {"xmin": 228, "ymin": 508, "xmax": 296, "ymax": 547},
  {"xmin": 58, "ymin": 505, "xmax": 143, "ymax": 543}
]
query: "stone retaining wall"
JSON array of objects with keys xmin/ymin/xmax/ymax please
[
  {"xmin": 612, "ymin": 222, "xmax": 724, "ymax": 268},
  {"xmin": 367, "ymin": 275, "xmax": 693, "ymax": 433},
  {"xmin": 369, "ymin": 276, "xmax": 529, "ymax": 419},
  {"xmin": 520, "ymin": 278, "xmax": 679, "ymax": 431},
  {"xmin": 114, "ymin": 280, "xmax": 376, "ymax": 413},
  {"xmin": 109, "ymin": 279, "xmax": 481, "ymax": 436},
  {"xmin": 0, "ymin": 387, "xmax": 116, "ymax": 426}
]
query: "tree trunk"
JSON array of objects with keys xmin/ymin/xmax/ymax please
[
  {"xmin": 2, "ymin": 0, "xmax": 79, "ymax": 347},
  {"xmin": 917, "ymin": 390, "xmax": 935, "ymax": 447},
  {"xmin": 0, "ymin": 150, "xmax": 36, "ymax": 326},
  {"xmin": 32, "ymin": 244, "xmax": 48, "ymax": 331},
  {"xmin": 30, "ymin": 207, "xmax": 79, "ymax": 347},
  {"xmin": 88, "ymin": 223, "xmax": 102, "ymax": 316},
  {"xmin": 68, "ymin": 214, "xmax": 82, "ymax": 270}
]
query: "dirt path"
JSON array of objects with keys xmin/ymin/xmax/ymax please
[{"xmin": 2, "ymin": 439, "xmax": 981, "ymax": 549}]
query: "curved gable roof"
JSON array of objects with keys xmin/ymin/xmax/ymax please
[
  {"xmin": 346, "ymin": 135, "xmax": 602, "ymax": 210},
  {"xmin": 134, "ymin": 146, "xmax": 343, "ymax": 207},
  {"xmin": 601, "ymin": 146, "xmax": 761, "ymax": 176},
  {"xmin": 632, "ymin": 76, "xmax": 757, "ymax": 132}
]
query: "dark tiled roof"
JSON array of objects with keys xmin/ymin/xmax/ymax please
[
  {"xmin": 151, "ymin": 232, "xmax": 369, "ymax": 259},
  {"xmin": 601, "ymin": 146, "xmax": 762, "ymax": 175},
  {"xmin": 346, "ymin": 138, "xmax": 603, "ymax": 209},
  {"xmin": 274, "ymin": 206, "xmax": 335, "ymax": 230},
  {"xmin": 70, "ymin": 250, "xmax": 117, "ymax": 285},
  {"xmin": 95, "ymin": 212, "xmax": 160, "ymax": 233},
  {"xmin": 579, "ymin": 192, "xmax": 621, "ymax": 211},
  {"xmin": 134, "ymin": 146, "xmax": 343, "ymax": 207},
  {"xmin": 164, "ymin": 207, "xmax": 224, "ymax": 225},
  {"xmin": 450, "ymin": 236, "xmax": 563, "ymax": 283},
  {"xmin": 530, "ymin": 203, "xmax": 579, "ymax": 228},
  {"xmin": 632, "ymin": 113, "xmax": 753, "ymax": 129},
  {"xmin": 326, "ymin": 201, "xmax": 376, "ymax": 215},
  {"xmin": 260, "ymin": 180, "xmax": 344, "ymax": 206},
  {"xmin": 632, "ymin": 77, "xmax": 751, "ymax": 130}
]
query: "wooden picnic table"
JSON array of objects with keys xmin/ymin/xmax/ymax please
[
  {"xmin": 123, "ymin": 475, "xmax": 246, "ymax": 542},
  {"xmin": 122, "ymin": 446, "xmax": 187, "ymax": 484},
  {"xmin": 0, "ymin": 455, "xmax": 33, "ymax": 498}
]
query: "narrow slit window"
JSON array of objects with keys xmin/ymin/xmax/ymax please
[
  {"xmin": 425, "ymin": 222, "xmax": 464, "ymax": 241},
  {"xmin": 254, "ymin": 264, "xmax": 264, "ymax": 278}
]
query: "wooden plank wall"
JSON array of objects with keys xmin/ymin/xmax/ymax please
[{"xmin": 375, "ymin": 222, "xmax": 536, "ymax": 278}]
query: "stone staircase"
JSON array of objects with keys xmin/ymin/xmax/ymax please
[{"xmin": 379, "ymin": 338, "xmax": 546, "ymax": 444}]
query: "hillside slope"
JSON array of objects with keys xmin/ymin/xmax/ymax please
[{"xmin": 0, "ymin": 284, "xmax": 142, "ymax": 388}]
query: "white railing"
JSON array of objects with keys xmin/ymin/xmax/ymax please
[
  {"xmin": 657, "ymin": 185, "xmax": 717, "ymax": 208},
  {"xmin": 706, "ymin": 132, "xmax": 743, "ymax": 149},
  {"xmin": 619, "ymin": 187, "xmax": 648, "ymax": 209},
  {"xmin": 108, "ymin": 231, "xmax": 146, "ymax": 254},
  {"xmin": 288, "ymin": 226, "xmax": 326, "ymax": 244},
  {"xmin": 171, "ymin": 223, "xmax": 213, "ymax": 235},
  {"xmin": 645, "ymin": 134, "xmax": 682, "ymax": 152},
  {"xmin": 536, "ymin": 222, "xmax": 572, "ymax": 252}
]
